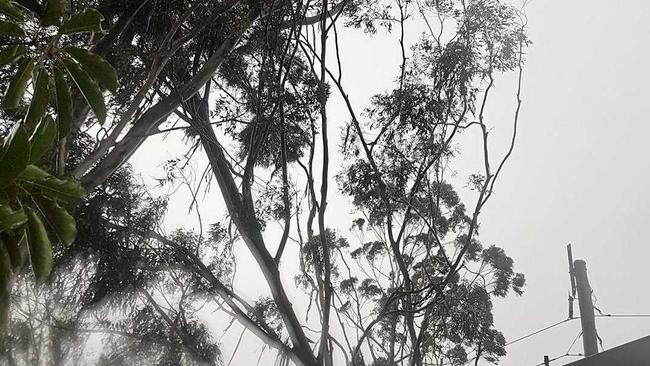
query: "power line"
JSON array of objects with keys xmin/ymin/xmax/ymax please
[
  {"xmin": 522, "ymin": 312, "xmax": 650, "ymax": 365},
  {"xmin": 458, "ymin": 312, "xmax": 650, "ymax": 365},
  {"xmin": 596, "ymin": 313, "xmax": 650, "ymax": 319},
  {"xmin": 527, "ymin": 323, "xmax": 583, "ymax": 365},
  {"xmin": 458, "ymin": 317, "xmax": 582, "ymax": 365},
  {"xmin": 565, "ymin": 330, "xmax": 582, "ymax": 354},
  {"xmin": 506, "ymin": 318, "xmax": 577, "ymax": 347},
  {"xmin": 505, "ymin": 312, "xmax": 650, "ymax": 348}
]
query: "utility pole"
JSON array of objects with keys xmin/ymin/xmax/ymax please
[
  {"xmin": 543, "ymin": 355, "xmax": 550, "ymax": 366},
  {"xmin": 574, "ymin": 259, "xmax": 599, "ymax": 357}
]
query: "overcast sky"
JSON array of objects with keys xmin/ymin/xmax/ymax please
[{"xmin": 128, "ymin": 0, "xmax": 650, "ymax": 364}]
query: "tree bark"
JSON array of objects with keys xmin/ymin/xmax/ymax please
[{"xmin": 187, "ymin": 94, "xmax": 318, "ymax": 366}]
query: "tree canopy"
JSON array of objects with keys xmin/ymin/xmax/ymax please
[{"xmin": 0, "ymin": 0, "xmax": 529, "ymax": 365}]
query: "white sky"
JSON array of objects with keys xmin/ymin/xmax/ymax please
[{"xmin": 127, "ymin": 0, "xmax": 650, "ymax": 364}]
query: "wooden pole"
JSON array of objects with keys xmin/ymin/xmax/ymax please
[{"xmin": 574, "ymin": 259, "xmax": 599, "ymax": 357}]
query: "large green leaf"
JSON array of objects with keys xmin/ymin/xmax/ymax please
[
  {"xmin": 35, "ymin": 197, "xmax": 76, "ymax": 247},
  {"xmin": 25, "ymin": 208, "xmax": 52, "ymax": 283},
  {"xmin": 24, "ymin": 68, "xmax": 50, "ymax": 127},
  {"xmin": 0, "ymin": 0, "xmax": 24, "ymax": 21},
  {"xmin": 19, "ymin": 166, "xmax": 84, "ymax": 206},
  {"xmin": 2, "ymin": 56, "xmax": 33, "ymax": 110},
  {"xmin": 1, "ymin": 231, "xmax": 24, "ymax": 269},
  {"xmin": 0, "ymin": 45, "xmax": 25, "ymax": 68},
  {"xmin": 53, "ymin": 68, "xmax": 72, "ymax": 135},
  {"xmin": 0, "ymin": 125, "xmax": 29, "ymax": 188},
  {"xmin": 0, "ymin": 204, "xmax": 27, "ymax": 231},
  {"xmin": 59, "ymin": 9, "xmax": 103, "ymax": 34},
  {"xmin": 41, "ymin": 0, "xmax": 63, "ymax": 26},
  {"xmin": 13, "ymin": 0, "xmax": 41, "ymax": 14},
  {"xmin": 0, "ymin": 243, "xmax": 11, "ymax": 298},
  {"xmin": 61, "ymin": 59, "xmax": 106, "ymax": 123},
  {"xmin": 17, "ymin": 164, "xmax": 49, "ymax": 182},
  {"xmin": 29, "ymin": 115, "xmax": 56, "ymax": 163},
  {"xmin": 0, "ymin": 21, "xmax": 24, "ymax": 37},
  {"xmin": 64, "ymin": 47, "xmax": 117, "ymax": 92},
  {"xmin": 31, "ymin": 176, "xmax": 84, "ymax": 206}
]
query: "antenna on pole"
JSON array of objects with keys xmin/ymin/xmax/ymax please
[{"xmin": 567, "ymin": 244, "xmax": 576, "ymax": 319}]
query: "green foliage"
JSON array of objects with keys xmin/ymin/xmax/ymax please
[
  {"xmin": 0, "ymin": 204, "xmax": 27, "ymax": 231},
  {"xmin": 64, "ymin": 47, "xmax": 118, "ymax": 92},
  {"xmin": 25, "ymin": 207, "xmax": 52, "ymax": 283},
  {"xmin": 0, "ymin": 125, "xmax": 29, "ymax": 187},
  {"xmin": 0, "ymin": 1, "xmax": 24, "ymax": 21},
  {"xmin": 0, "ymin": 44, "xmax": 25, "ymax": 68},
  {"xmin": 34, "ymin": 195, "xmax": 76, "ymax": 247},
  {"xmin": 0, "ymin": 20, "xmax": 24, "ymax": 37},
  {"xmin": 41, "ymin": 0, "xmax": 63, "ymax": 26},
  {"xmin": 0, "ymin": 0, "xmax": 116, "ymax": 332},
  {"xmin": 28, "ymin": 115, "xmax": 56, "ymax": 163},
  {"xmin": 53, "ymin": 68, "xmax": 72, "ymax": 135},
  {"xmin": 2, "ymin": 56, "xmax": 33, "ymax": 109},
  {"xmin": 59, "ymin": 9, "xmax": 103, "ymax": 34},
  {"xmin": 61, "ymin": 58, "xmax": 106, "ymax": 122},
  {"xmin": 24, "ymin": 69, "xmax": 49, "ymax": 126}
]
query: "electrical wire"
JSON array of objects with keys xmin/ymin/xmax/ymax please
[
  {"xmin": 505, "ymin": 318, "xmax": 577, "ymax": 347},
  {"xmin": 596, "ymin": 313, "xmax": 650, "ymax": 319},
  {"xmin": 506, "ymin": 312, "xmax": 650, "ymax": 348},
  {"xmin": 459, "ymin": 312, "xmax": 650, "ymax": 365},
  {"xmin": 522, "ymin": 312, "xmax": 650, "ymax": 365},
  {"xmin": 565, "ymin": 330, "xmax": 582, "ymax": 354},
  {"xmin": 522, "ymin": 323, "xmax": 584, "ymax": 365}
]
